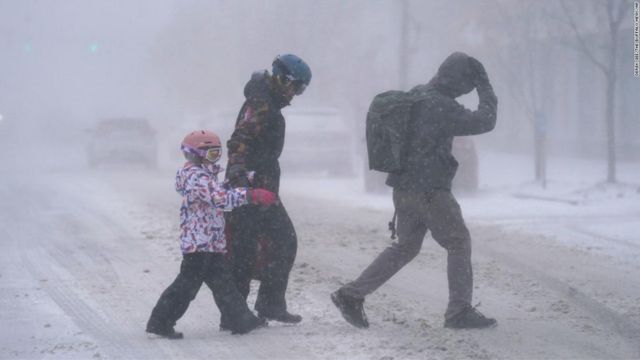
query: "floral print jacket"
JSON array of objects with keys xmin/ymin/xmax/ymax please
[{"xmin": 175, "ymin": 162, "xmax": 248, "ymax": 254}]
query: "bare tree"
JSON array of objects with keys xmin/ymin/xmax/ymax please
[
  {"xmin": 510, "ymin": 3, "xmax": 547, "ymax": 186},
  {"xmin": 559, "ymin": 0, "xmax": 632, "ymax": 183},
  {"xmin": 480, "ymin": 1, "xmax": 557, "ymax": 187}
]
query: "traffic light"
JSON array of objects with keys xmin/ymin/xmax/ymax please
[{"xmin": 88, "ymin": 42, "xmax": 99, "ymax": 53}]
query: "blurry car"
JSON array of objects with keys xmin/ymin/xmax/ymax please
[
  {"xmin": 280, "ymin": 108, "xmax": 355, "ymax": 176},
  {"xmin": 87, "ymin": 118, "xmax": 157, "ymax": 168},
  {"xmin": 364, "ymin": 137, "xmax": 478, "ymax": 193}
]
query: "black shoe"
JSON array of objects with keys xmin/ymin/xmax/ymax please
[
  {"xmin": 146, "ymin": 326, "xmax": 184, "ymax": 339},
  {"xmin": 444, "ymin": 304, "xmax": 497, "ymax": 329},
  {"xmin": 331, "ymin": 289, "xmax": 369, "ymax": 329},
  {"xmin": 231, "ymin": 314, "xmax": 267, "ymax": 335},
  {"xmin": 257, "ymin": 310, "xmax": 302, "ymax": 324}
]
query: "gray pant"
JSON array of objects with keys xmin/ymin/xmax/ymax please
[{"xmin": 341, "ymin": 189, "xmax": 473, "ymax": 319}]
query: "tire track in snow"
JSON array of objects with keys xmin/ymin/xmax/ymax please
[
  {"xmin": 21, "ymin": 248, "xmax": 170, "ymax": 360},
  {"xmin": 566, "ymin": 225, "xmax": 640, "ymax": 250},
  {"xmin": 473, "ymin": 213, "xmax": 640, "ymax": 225},
  {"xmin": 6, "ymin": 177, "xmax": 202, "ymax": 360},
  {"xmin": 480, "ymin": 241, "xmax": 640, "ymax": 358}
]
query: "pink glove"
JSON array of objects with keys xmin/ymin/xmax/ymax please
[{"xmin": 247, "ymin": 189, "xmax": 277, "ymax": 207}]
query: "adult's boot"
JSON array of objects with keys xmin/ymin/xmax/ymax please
[{"xmin": 331, "ymin": 289, "xmax": 369, "ymax": 329}]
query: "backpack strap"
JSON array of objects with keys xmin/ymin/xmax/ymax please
[
  {"xmin": 398, "ymin": 95, "xmax": 424, "ymax": 171},
  {"xmin": 388, "ymin": 208, "xmax": 398, "ymax": 240}
]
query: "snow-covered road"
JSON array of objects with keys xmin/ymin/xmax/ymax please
[{"xmin": 1, "ymin": 164, "xmax": 639, "ymax": 359}]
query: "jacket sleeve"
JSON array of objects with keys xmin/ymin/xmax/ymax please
[
  {"xmin": 184, "ymin": 170, "xmax": 248, "ymax": 211},
  {"xmin": 444, "ymin": 81, "xmax": 498, "ymax": 136},
  {"xmin": 226, "ymin": 100, "xmax": 269, "ymax": 179},
  {"xmin": 208, "ymin": 184, "xmax": 249, "ymax": 211}
]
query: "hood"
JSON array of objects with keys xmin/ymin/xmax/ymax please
[
  {"xmin": 175, "ymin": 163, "xmax": 192, "ymax": 197},
  {"xmin": 429, "ymin": 52, "xmax": 475, "ymax": 98},
  {"xmin": 244, "ymin": 71, "xmax": 289, "ymax": 109}
]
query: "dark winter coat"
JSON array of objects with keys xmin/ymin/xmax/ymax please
[
  {"xmin": 226, "ymin": 71, "xmax": 290, "ymax": 194},
  {"xmin": 386, "ymin": 52, "xmax": 498, "ymax": 192}
]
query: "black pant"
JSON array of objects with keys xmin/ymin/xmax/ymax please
[
  {"xmin": 147, "ymin": 252, "xmax": 254, "ymax": 332},
  {"xmin": 341, "ymin": 189, "xmax": 473, "ymax": 319},
  {"xmin": 228, "ymin": 202, "xmax": 297, "ymax": 315}
]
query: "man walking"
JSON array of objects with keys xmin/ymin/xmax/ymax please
[
  {"xmin": 225, "ymin": 54, "xmax": 311, "ymax": 325},
  {"xmin": 332, "ymin": 52, "xmax": 498, "ymax": 329}
]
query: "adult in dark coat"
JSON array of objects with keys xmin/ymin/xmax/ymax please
[
  {"xmin": 225, "ymin": 54, "xmax": 311, "ymax": 325},
  {"xmin": 332, "ymin": 52, "xmax": 498, "ymax": 329}
]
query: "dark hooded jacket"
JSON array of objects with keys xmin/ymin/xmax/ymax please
[
  {"xmin": 386, "ymin": 52, "xmax": 498, "ymax": 192},
  {"xmin": 226, "ymin": 71, "xmax": 290, "ymax": 194}
]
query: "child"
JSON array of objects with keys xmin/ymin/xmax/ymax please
[{"xmin": 146, "ymin": 130, "xmax": 277, "ymax": 339}]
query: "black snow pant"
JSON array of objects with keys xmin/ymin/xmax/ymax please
[
  {"xmin": 228, "ymin": 202, "xmax": 298, "ymax": 315},
  {"xmin": 146, "ymin": 252, "xmax": 256, "ymax": 332},
  {"xmin": 340, "ymin": 189, "xmax": 473, "ymax": 320}
]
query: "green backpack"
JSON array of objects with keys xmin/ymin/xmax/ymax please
[{"xmin": 366, "ymin": 90, "xmax": 421, "ymax": 173}]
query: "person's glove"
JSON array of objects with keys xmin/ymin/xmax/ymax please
[
  {"xmin": 227, "ymin": 164, "xmax": 250, "ymax": 187},
  {"xmin": 247, "ymin": 189, "xmax": 277, "ymax": 207},
  {"xmin": 468, "ymin": 56, "xmax": 489, "ymax": 86},
  {"xmin": 468, "ymin": 56, "xmax": 497, "ymax": 111}
]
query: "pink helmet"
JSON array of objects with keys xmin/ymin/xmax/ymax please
[{"xmin": 181, "ymin": 130, "xmax": 222, "ymax": 163}]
